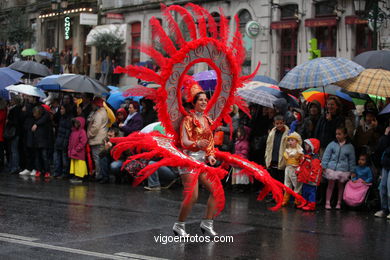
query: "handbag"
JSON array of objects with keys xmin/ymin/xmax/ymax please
[{"xmin": 3, "ymin": 124, "xmax": 16, "ymax": 139}]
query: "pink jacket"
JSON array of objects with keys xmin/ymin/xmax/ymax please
[{"xmin": 68, "ymin": 117, "xmax": 88, "ymax": 160}]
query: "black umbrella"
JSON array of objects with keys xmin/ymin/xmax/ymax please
[
  {"xmin": 353, "ymin": 50, "xmax": 390, "ymax": 71},
  {"xmin": 55, "ymin": 74, "xmax": 110, "ymax": 95},
  {"xmin": 8, "ymin": 60, "xmax": 52, "ymax": 78}
]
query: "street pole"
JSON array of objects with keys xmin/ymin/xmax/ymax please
[
  {"xmin": 373, "ymin": 0, "xmax": 378, "ymax": 50},
  {"xmin": 53, "ymin": 8, "xmax": 61, "ymax": 74}
]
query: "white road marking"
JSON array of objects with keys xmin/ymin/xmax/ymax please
[
  {"xmin": 0, "ymin": 233, "xmax": 39, "ymax": 241},
  {"xmin": 115, "ymin": 252, "xmax": 169, "ymax": 260},
  {"xmin": 0, "ymin": 236, "xmax": 139, "ymax": 259}
]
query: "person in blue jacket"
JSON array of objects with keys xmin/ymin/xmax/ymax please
[{"xmin": 322, "ymin": 127, "xmax": 356, "ymax": 210}]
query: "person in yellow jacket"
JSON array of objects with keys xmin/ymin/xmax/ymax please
[{"xmin": 282, "ymin": 131, "xmax": 304, "ymax": 206}]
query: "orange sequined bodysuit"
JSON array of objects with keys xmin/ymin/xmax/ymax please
[{"xmin": 180, "ymin": 112, "xmax": 215, "ymax": 158}]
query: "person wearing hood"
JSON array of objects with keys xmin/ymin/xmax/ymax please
[
  {"xmin": 296, "ymin": 138, "xmax": 322, "ymax": 211},
  {"xmin": 274, "ymin": 98, "xmax": 295, "ymax": 126},
  {"xmin": 114, "ymin": 108, "xmax": 127, "ymax": 136},
  {"xmin": 68, "ymin": 117, "xmax": 88, "ymax": 183},
  {"xmin": 302, "ymin": 101, "xmax": 321, "ymax": 140},
  {"xmin": 232, "ymin": 125, "xmax": 251, "ymax": 193}
]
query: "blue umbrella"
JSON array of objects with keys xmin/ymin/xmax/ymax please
[
  {"xmin": 379, "ymin": 103, "xmax": 390, "ymax": 116},
  {"xmin": 0, "ymin": 68, "xmax": 23, "ymax": 89},
  {"xmin": 36, "ymin": 74, "xmax": 64, "ymax": 91},
  {"xmin": 107, "ymin": 92, "xmax": 126, "ymax": 110},
  {"xmin": 38, "ymin": 51, "xmax": 53, "ymax": 59},
  {"xmin": 279, "ymin": 57, "xmax": 364, "ymax": 90},
  {"xmin": 253, "ymin": 75, "xmax": 278, "ymax": 85}
]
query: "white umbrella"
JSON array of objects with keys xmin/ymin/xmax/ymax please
[{"xmin": 6, "ymin": 84, "xmax": 47, "ymax": 99}]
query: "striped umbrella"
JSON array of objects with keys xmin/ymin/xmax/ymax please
[
  {"xmin": 335, "ymin": 69, "xmax": 390, "ymax": 97},
  {"xmin": 279, "ymin": 57, "xmax": 364, "ymax": 90},
  {"xmin": 237, "ymin": 88, "xmax": 277, "ymax": 108}
]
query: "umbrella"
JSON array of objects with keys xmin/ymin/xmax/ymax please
[
  {"xmin": 107, "ymin": 92, "xmax": 126, "ymax": 110},
  {"xmin": 340, "ymin": 89, "xmax": 386, "ymax": 105},
  {"xmin": 249, "ymin": 85, "xmax": 299, "ymax": 107},
  {"xmin": 379, "ymin": 103, "xmax": 390, "ymax": 116},
  {"xmin": 21, "ymin": 48, "xmax": 38, "ymax": 57},
  {"xmin": 37, "ymin": 51, "xmax": 53, "ymax": 59},
  {"xmin": 6, "ymin": 84, "xmax": 47, "ymax": 98},
  {"xmin": 8, "ymin": 60, "xmax": 52, "ymax": 78},
  {"xmin": 0, "ymin": 67, "xmax": 23, "ymax": 89},
  {"xmin": 353, "ymin": 50, "xmax": 390, "ymax": 71},
  {"xmin": 253, "ymin": 75, "xmax": 278, "ymax": 85},
  {"xmin": 237, "ymin": 88, "xmax": 277, "ymax": 108},
  {"xmin": 122, "ymin": 85, "xmax": 157, "ymax": 99},
  {"xmin": 304, "ymin": 85, "xmax": 353, "ymax": 101},
  {"xmin": 336, "ymin": 69, "xmax": 390, "ymax": 97},
  {"xmin": 140, "ymin": 122, "xmax": 166, "ymax": 135},
  {"xmin": 279, "ymin": 57, "xmax": 364, "ymax": 90},
  {"xmin": 193, "ymin": 70, "xmax": 217, "ymax": 91},
  {"xmin": 37, "ymin": 74, "xmax": 109, "ymax": 95}
]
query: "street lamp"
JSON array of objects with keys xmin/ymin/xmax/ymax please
[{"xmin": 51, "ymin": 0, "xmax": 68, "ymax": 74}]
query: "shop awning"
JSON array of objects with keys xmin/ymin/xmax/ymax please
[
  {"xmin": 270, "ymin": 20, "xmax": 299, "ymax": 30},
  {"xmin": 305, "ymin": 17, "xmax": 338, "ymax": 27},
  {"xmin": 345, "ymin": 15, "xmax": 368, "ymax": 25},
  {"xmin": 86, "ymin": 24, "xmax": 127, "ymax": 46}
]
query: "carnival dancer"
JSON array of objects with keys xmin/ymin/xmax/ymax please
[
  {"xmin": 110, "ymin": 3, "xmax": 306, "ymax": 238},
  {"xmin": 173, "ymin": 84, "xmax": 218, "ymax": 237}
]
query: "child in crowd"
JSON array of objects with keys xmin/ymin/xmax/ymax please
[
  {"xmin": 68, "ymin": 117, "xmax": 88, "ymax": 183},
  {"xmin": 53, "ymin": 104, "xmax": 73, "ymax": 178},
  {"xmin": 351, "ymin": 154, "xmax": 373, "ymax": 184},
  {"xmin": 31, "ymin": 105, "xmax": 53, "ymax": 178},
  {"xmin": 296, "ymin": 138, "xmax": 322, "ymax": 211},
  {"xmin": 343, "ymin": 153, "xmax": 373, "ymax": 207},
  {"xmin": 232, "ymin": 126, "xmax": 250, "ymax": 193},
  {"xmin": 265, "ymin": 115, "xmax": 289, "ymax": 183},
  {"xmin": 322, "ymin": 127, "xmax": 356, "ymax": 209},
  {"xmin": 282, "ymin": 131, "xmax": 304, "ymax": 206}
]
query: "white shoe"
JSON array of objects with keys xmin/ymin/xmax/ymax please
[
  {"xmin": 374, "ymin": 210, "xmax": 387, "ymax": 218},
  {"xmin": 19, "ymin": 169, "xmax": 30, "ymax": 176},
  {"xmin": 30, "ymin": 169, "xmax": 37, "ymax": 176},
  {"xmin": 387, "ymin": 214, "xmax": 390, "ymax": 220}
]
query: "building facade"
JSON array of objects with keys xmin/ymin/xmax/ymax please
[
  {"xmin": 97, "ymin": 0, "xmax": 390, "ymax": 85},
  {"xmin": 2, "ymin": 0, "xmax": 390, "ymax": 85}
]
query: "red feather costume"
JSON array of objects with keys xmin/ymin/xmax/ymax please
[{"xmin": 111, "ymin": 4, "xmax": 305, "ymax": 217}]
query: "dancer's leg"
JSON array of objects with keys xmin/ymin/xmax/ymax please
[
  {"xmin": 178, "ymin": 173, "xmax": 199, "ymax": 222},
  {"xmin": 199, "ymin": 173, "xmax": 216, "ymax": 219}
]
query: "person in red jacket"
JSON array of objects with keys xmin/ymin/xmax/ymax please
[
  {"xmin": 68, "ymin": 117, "xmax": 88, "ymax": 183},
  {"xmin": 296, "ymin": 138, "xmax": 323, "ymax": 211}
]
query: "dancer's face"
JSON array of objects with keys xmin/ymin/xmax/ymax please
[{"xmin": 194, "ymin": 93, "xmax": 208, "ymax": 113}]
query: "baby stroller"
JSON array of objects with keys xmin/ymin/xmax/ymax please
[{"xmin": 343, "ymin": 179, "xmax": 371, "ymax": 207}]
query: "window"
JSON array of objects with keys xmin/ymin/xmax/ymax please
[
  {"xmin": 238, "ymin": 9, "xmax": 252, "ymax": 75},
  {"xmin": 356, "ymin": 24, "xmax": 374, "ymax": 55},
  {"xmin": 314, "ymin": 0, "xmax": 337, "ymax": 57},
  {"xmin": 281, "ymin": 4, "xmax": 298, "ymax": 20},
  {"xmin": 280, "ymin": 4, "xmax": 298, "ymax": 79},
  {"xmin": 131, "ymin": 22, "xmax": 141, "ymax": 64},
  {"xmin": 315, "ymin": 0, "xmax": 337, "ymax": 17}
]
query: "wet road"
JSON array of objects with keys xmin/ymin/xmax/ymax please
[{"xmin": 0, "ymin": 174, "xmax": 389, "ymax": 260}]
